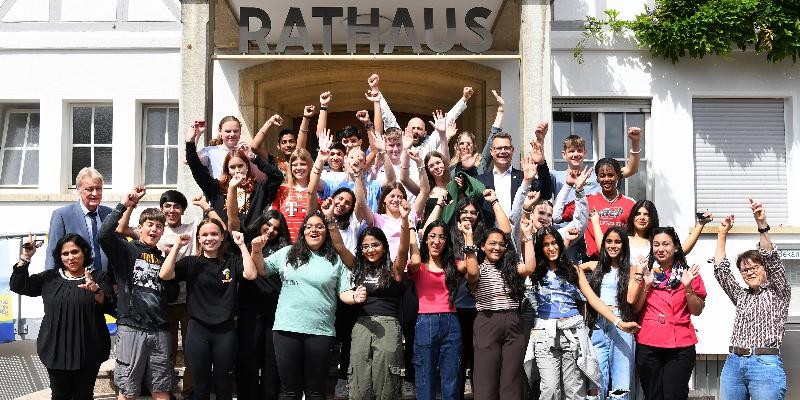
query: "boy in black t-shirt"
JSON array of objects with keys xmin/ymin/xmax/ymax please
[{"xmin": 98, "ymin": 186, "xmax": 173, "ymax": 399}]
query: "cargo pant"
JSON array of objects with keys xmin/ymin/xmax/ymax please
[{"xmin": 349, "ymin": 315, "xmax": 404, "ymax": 400}]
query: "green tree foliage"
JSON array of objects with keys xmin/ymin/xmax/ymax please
[{"xmin": 575, "ymin": 0, "xmax": 800, "ymax": 63}]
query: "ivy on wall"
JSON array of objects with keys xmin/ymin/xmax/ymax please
[{"xmin": 574, "ymin": 0, "xmax": 800, "ymax": 64}]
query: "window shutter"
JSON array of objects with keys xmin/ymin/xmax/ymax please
[
  {"xmin": 694, "ymin": 98, "xmax": 787, "ymax": 224},
  {"xmin": 553, "ymin": 98, "xmax": 651, "ymax": 112}
]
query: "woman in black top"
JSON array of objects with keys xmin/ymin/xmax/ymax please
[
  {"xmin": 185, "ymin": 122, "xmax": 284, "ymax": 230},
  {"xmin": 11, "ymin": 233, "xmax": 111, "ymax": 400},
  {"xmin": 236, "ymin": 211, "xmax": 291, "ymax": 400},
  {"xmin": 160, "ymin": 219, "xmax": 259, "ymax": 400},
  {"xmin": 348, "ymin": 201, "xmax": 410, "ymax": 399}
]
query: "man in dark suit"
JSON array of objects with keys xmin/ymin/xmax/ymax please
[
  {"xmin": 46, "ymin": 167, "xmax": 113, "ymax": 272},
  {"xmin": 478, "ymin": 128, "xmax": 552, "ymax": 228}
]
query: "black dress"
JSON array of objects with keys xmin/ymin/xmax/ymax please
[{"xmin": 10, "ymin": 265, "xmax": 111, "ymax": 370}]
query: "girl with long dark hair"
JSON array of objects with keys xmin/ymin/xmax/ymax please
[
  {"xmin": 622, "ymin": 199, "xmax": 711, "ymax": 264},
  {"xmin": 236, "ymin": 211, "xmax": 291, "ymax": 400},
  {"xmin": 460, "ymin": 223, "xmax": 535, "ymax": 400},
  {"xmin": 529, "ymin": 226, "xmax": 640, "ymax": 400},
  {"xmin": 408, "ymin": 220, "xmax": 461, "ymax": 400},
  {"xmin": 580, "ymin": 226, "xmax": 637, "ymax": 399},
  {"xmin": 160, "ymin": 219, "xmax": 259, "ymax": 400},
  {"xmin": 348, "ymin": 200, "xmax": 411, "ymax": 399},
  {"xmin": 256, "ymin": 212, "xmax": 367, "ymax": 400},
  {"xmin": 629, "ymin": 227, "xmax": 706, "ymax": 400}
]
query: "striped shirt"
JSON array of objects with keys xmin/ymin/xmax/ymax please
[
  {"xmin": 713, "ymin": 246, "xmax": 791, "ymax": 348},
  {"xmin": 474, "ymin": 262, "xmax": 520, "ymax": 311}
]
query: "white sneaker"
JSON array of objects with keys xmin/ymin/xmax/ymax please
[
  {"xmin": 401, "ymin": 381, "xmax": 416, "ymax": 398},
  {"xmin": 335, "ymin": 378, "xmax": 349, "ymax": 399}
]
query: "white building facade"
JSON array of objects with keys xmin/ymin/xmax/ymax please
[{"xmin": 0, "ymin": 0, "xmax": 797, "ymax": 398}]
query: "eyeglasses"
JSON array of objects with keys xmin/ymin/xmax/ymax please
[
  {"xmin": 492, "ymin": 146, "xmax": 513, "ymax": 152},
  {"xmin": 360, "ymin": 243, "xmax": 382, "ymax": 251},
  {"xmin": 427, "ymin": 233, "xmax": 447, "ymax": 242},
  {"xmin": 485, "ymin": 241, "xmax": 506, "ymax": 249},
  {"xmin": 740, "ymin": 265, "xmax": 762, "ymax": 276},
  {"xmin": 459, "ymin": 209, "xmax": 478, "ymax": 216},
  {"xmin": 305, "ymin": 224, "xmax": 326, "ymax": 232}
]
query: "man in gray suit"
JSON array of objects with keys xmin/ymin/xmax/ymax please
[{"xmin": 46, "ymin": 167, "xmax": 113, "ymax": 272}]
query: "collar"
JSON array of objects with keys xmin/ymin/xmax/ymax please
[
  {"xmin": 79, "ymin": 201, "xmax": 98, "ymax": 216},
  {"xmin": 492, "ymin": 166, "xmax": 512, "ymax": 177}
]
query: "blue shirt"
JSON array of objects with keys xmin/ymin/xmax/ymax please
[
  {"xmin": 534, "ymin": 269, "xmax": 584, "ymax": 319},
  {"xmin": 323, "ymin": 178, "xmax": 382, "ymax": 214}
]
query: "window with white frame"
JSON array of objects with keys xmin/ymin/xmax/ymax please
[
  {"xmin": 551, "ymin": 99, "xmax": 650, "ymax": 201},
  {"xmin": 0, "ymin": 109, "xmax": 40, "ymax": 186},
  {"xmin": 142, "ymin": 105, "xmax": 179, "ymax": 186},
  {"xmin": 71, "ymin": 105, "xmax": 113, "ymax": 184}
]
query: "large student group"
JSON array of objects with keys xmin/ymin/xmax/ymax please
[{"xmin": 12, "ymin": 74, "xmax": 789, "ymax": 400}]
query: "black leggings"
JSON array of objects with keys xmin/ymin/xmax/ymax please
[
  {"xmin": 185, "ymin": 318, "xmax": 237, "ymax": 400},
  {"xmin": 636, "ymin": 343, "xmax": 696, "ymax": 400},
  {"xmin": 457, "ymin": 307, "xmax": 477, "ymax": 400},
  {"xmin": 273, "ymin": 330, "xmax": 334, "ymax": 400},
  {"xmin": 47, "ymin": 364, "xmax": 101, "ymax": 400},
  {"xmin": 335, "ymin": 301, "xmax": 357, "ymax": 380},
  {"xmin": 236, "ymin": 309, "xmax": 281, "ymax": 400}
]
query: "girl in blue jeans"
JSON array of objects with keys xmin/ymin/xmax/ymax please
[
  {"xmin": 581, "ymin": 226, "xmax": 637, "ymax": 399},
  {"xmin": 408, "ymin": 220, "xmax": 462, "ymax": 400}
]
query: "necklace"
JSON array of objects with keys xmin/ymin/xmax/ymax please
[{"xmin": 601, "ymin": 191, "xmax": 619, "ymax": 203}]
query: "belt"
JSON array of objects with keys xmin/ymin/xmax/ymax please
[{"xmin": 729, "ymin": 346, "xmax": 780, "ymax": 356}]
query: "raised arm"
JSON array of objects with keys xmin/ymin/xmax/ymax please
[
  {"xmin": 186, "ymin": 128, "xmax": 222, "ymax": 198},
  {"xmin": 249, "ymin": 234, "xmax": 268, "ymax": 277},
  {"xmin": 750, "ymin": 199, "xmax": 789, "ymax": 299},
  {"xmin": 589, "ymin": 209, "xmax": 603, "ymax": 253},
  {"xmin": 411, "ymin": 149, "xmax": 431, "ymax": 218},
  {"xmin": 630, "ymin": 258, "xmax": 652, "ymax": 313},
  {"xmin": 370, "ymin": 74, "xmax": 400, "ymax": 130},
  {"xmin": 99, "ymin": 186, "xmax": 147, "ymax": 257},
  {"xmin": 231, "ymin": 231, "xmax": 257, "ymax": 280},
  {"xmin": 159, "ymin": 233, "xmax": 191, "ymax": 280},
  {"xmin": 307, "ymin": 129, "xmax": 332, "ymax": 214},
  {"xmin": 296, "ymin": 105, "xmax": 315, "ymax": 150},
  {"xmin": 458, "ymin": 222, "xmax": 479, "ymax": 284},
  {"xmin": 750, "ymin": 198, "xmax": 774, "ymax": 251},
  {"xmin": 10, "ymin": 235, "xmax": 46, "ymax": 297},
  {"xmin": 115, "ymin": 202, "xmax": 137, "ymax": 238},
  {"xmin": 680, "ymin": 264, "xmax": 705, "ymax": 316},
  {"xmin": 392, "ymin": 201, "xmax": 412, "ymax": 282},
  {"xmin": 398, "ymin": 131, "xmax": 419, "ymax": 194},
  {"xmin": 316, "ymin": 92, "xmax": 332, "ymax": 138},
  {"xmin": 517, "ymin": 219, "xmax": 537, "ymax": 276},
  {"xmin": 481, "ymin": 90, "xmax": 505, "ymax": 173},
  {"xmin": 484, "ymin": 189, "xmax": 511, "ymax": 235},
  {"xmin": 408, "ymin": 225, "xmax": 422, "ymax": 275},
  {"xmin": 321, "ymin": 198, "xmax": 355, "ymax": 268},
  {"xmin": 191, "ymin": 194, "xmax": 224, "ymax": 229},
  {"xmin": 351, "ymin": 162, "xmax": 374, "ymax": 227},
  {"xmin": 251, "ymin": 114, "xmax": 284, "ymax": 160},
  {"xmin": 225, "ymin": 174, "xmax": 244, "ymax": 232},
  {"xmin": 621, "ymin": 127, "xmax": 642, "ymax": 178},
  {"xmin": 683, "ymin": 211, "xmax": 713, "ymax": 254}
]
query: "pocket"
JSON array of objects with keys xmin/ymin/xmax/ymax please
[{"xmin": 755, "ymin": 354, "xmax": 782, "ymax": 367}]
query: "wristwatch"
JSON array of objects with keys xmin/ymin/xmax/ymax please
[{"xmin": 757, "ymin": 224, "xmax": 770, "ymax": 233}]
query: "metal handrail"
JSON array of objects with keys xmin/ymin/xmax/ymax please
[{"xmin": 0, "ymin": 232, "xmax": 47, "ymax": 241}]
